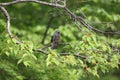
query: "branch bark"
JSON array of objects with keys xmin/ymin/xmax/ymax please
[
  {"xmin": 41, "ymin": 15, "xmax": 54, "ymax": 44},
  {"xmin": 64, "ymin": 7, "xmax": 120, "ymax": 35},
  {"xmin": 0, "ymin": 6, "xmax": 22, "ymax": 44},
  {"xmin": 0, "ymin": 0, "xmax": 65, "ymax": 8},
  {"xmin": 0, "ymin": 0, "xmax": 119, "ymax": 42},
  {"xmin": 0, "ymin": 6, "xmax": 12, "ymax": 38},
  {"xmin": 36, "ymin": 48, "xmax": 87, "ymax": 59}
]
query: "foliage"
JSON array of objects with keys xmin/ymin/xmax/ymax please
[{"xmin": 0, "ymin": 0, "xmax": 120, "ymax": 80}]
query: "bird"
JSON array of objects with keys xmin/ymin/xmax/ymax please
[{"xmin": 51, "ymin": 30, "xmax": 60, "ymax": 49}]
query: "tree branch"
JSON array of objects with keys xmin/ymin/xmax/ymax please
[
  {"xmin": 0, "ymin": 6, "xmax": 12, "ymax": 38},
  {"xmin": 36, "ymin": 48, "xmax": 87, "ymax": 59},
  {"xmin": 36, "ymin": 48, "xmax": 48, "ymax": 55},
  {"xmin": 0, "ymin": 0, "xmax": 65, "ymax": 8},
  {"xmin": 59, "ymin": 53, "xmax": 87, "ymax": 59},
  {"xmin": 0, "ymin": 0, "xmax": 119, "ymax": 40},
  {"xmin": 41, "ymin": 15, "xmax": 54, "ymax": 44},
  {"xmin": 64, "ymin": 7, "xmax": 120, "ymax": 35},
  {"xmin": 0, "ymin": 6, "xmax": 21, "ymax": 44}
]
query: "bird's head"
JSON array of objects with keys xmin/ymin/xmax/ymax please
[{"xmin": 54, "ymin": 30, "xmax": 60, "ymax": 34}]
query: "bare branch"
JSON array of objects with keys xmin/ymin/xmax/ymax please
[
  {"xmin": 0, "ymin": 0, "xmax": 65, "ymax": 8},
  {"xmin": 34, "ymin": 47, "xmax": 120, "ymax": 60},
  {"xmin": 41, "ymin": 15, "xmax": 54, "ymax": 44},
  {"xmin": 59, "ymin": 53, "xmax": 87, "ymax": 59},
  {"xmin": 0, "ymin": 6, "xmax": 12, "ymax": 38},
  {"xmin": 36, "ymin": 48, "xmax": 87, "ymax": 59},
  {"xmin": 36, "ymin": 48, "xmax": 48, "ymax": 55},
  {"xmin": 1, "ymin": 0, "xmax": 119, "ymax": 36},
  {"xmin": 0, "ymin": 6, "xmax": 21, "ymax": 44},
  {"xmin": 64, "ymin": 7, "xmax": 120, "ymax": 35}
]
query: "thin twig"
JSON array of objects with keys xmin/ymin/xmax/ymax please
[
  {"xmin": 59, "ymin": 53, "xmax": 87, "ymax": 59},
  {"xmin": 36, "ymin": 48, "xmax": 48, "ymax": 55},
  {"xmin": 36, "ymin": 48, "xmax": 87, "ymax": 59},
  {"xmin": 41, "ymin": 15, "xmax": 54, "ymax": 44}
]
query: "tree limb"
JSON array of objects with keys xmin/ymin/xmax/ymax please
[
  {"xmin": 0, "ymin": 6, "xmax": 21, "ymax": 44},
  {"xmin": 41, "ymin": 15, "xmax": 54, "ymax": 44},
  {"xmin": 36, "ymin": 48, "xmax": 87, "ymax": 59},
  {"xmin": 0, "ymin": 0, "xmax": 119, "ymax": 40},
  {"xmin": 36, "ymin": 48, "xmax": 48, "ymax": 55},
  {"xmin": 0, "ymin": 0, "xmax": 65, "ymax": 8},
  {"xmin": 0, "ymin": 6, "xmax": 12, "ymax": 38},
  {"xmin": 64, "ymin": 7, "xmax": 120, "ymax": 35}
]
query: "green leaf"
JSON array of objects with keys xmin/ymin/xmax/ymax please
[
  {"xmin": 30, "ymin": 54, "xmax": 37, "ymax": 60},
  {"xmin": 17, "ymin": 59, "xmax": 23, "ymax": 64},
  {"xmin": 5, "ymin": 51, "xmax": 10, "ymax": 56},
  {"xmin": 23, "ymin": 61, "xmax": 31, "ymax": 67}
]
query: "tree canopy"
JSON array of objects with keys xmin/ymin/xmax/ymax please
[{"xmin": 0, "ymin": 0, "xmax": 120, "ymax": 80}]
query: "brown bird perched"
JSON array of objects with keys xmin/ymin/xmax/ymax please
[{"xmin": 51, "ymin": 30, "xmax": 60, "ymax": 49}]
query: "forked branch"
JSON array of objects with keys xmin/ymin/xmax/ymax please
[{"xmin": 64, "ymin": 7, "xmax": 120, "ymax": 34}]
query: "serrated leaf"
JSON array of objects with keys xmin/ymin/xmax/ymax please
[
  {"xmin": 26, "ymin": 41, "xmax": 34, "ymax": 53},
  {"xmin": 7, "ymin": 39, "xmax": 11, "ymax": 44},
  {"xmin": 86, "ymin": 37, "xmax": 91, "ymax": 42},
  {"xmin": 17, "ymin": 59, "xmax": 23, "ymax": 64},
  {"xmin": 30, "ymin": 54, "xmax": 37, "ymax": 60},
  {"xmin": 12, "ymin": 38, "xmax": 17, "ymax": 43},
  {"xmin": 101, "ymin": 69, "xmax": 106, "ymax": 74},
  {"xmin": 5, "ymin": 51, "xmax": 10, "ymax": 56},
  {"xmin": 23, "ymin": 61, "xmax": 30, "ymax": 67},
  {"xmin": 46, "ymin": 61, "xmax": 51, "ymax": 66},
  {"xmin": 78, "ymin": 59, "xmax": 83, "ymax": 65},
  {"xmin": 20, "ymin": 43, "xmax": 25, "ymax": 50},
  {"xmin": 22, "ymin": 53, "xmax": 29, "ymax": 58}
]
